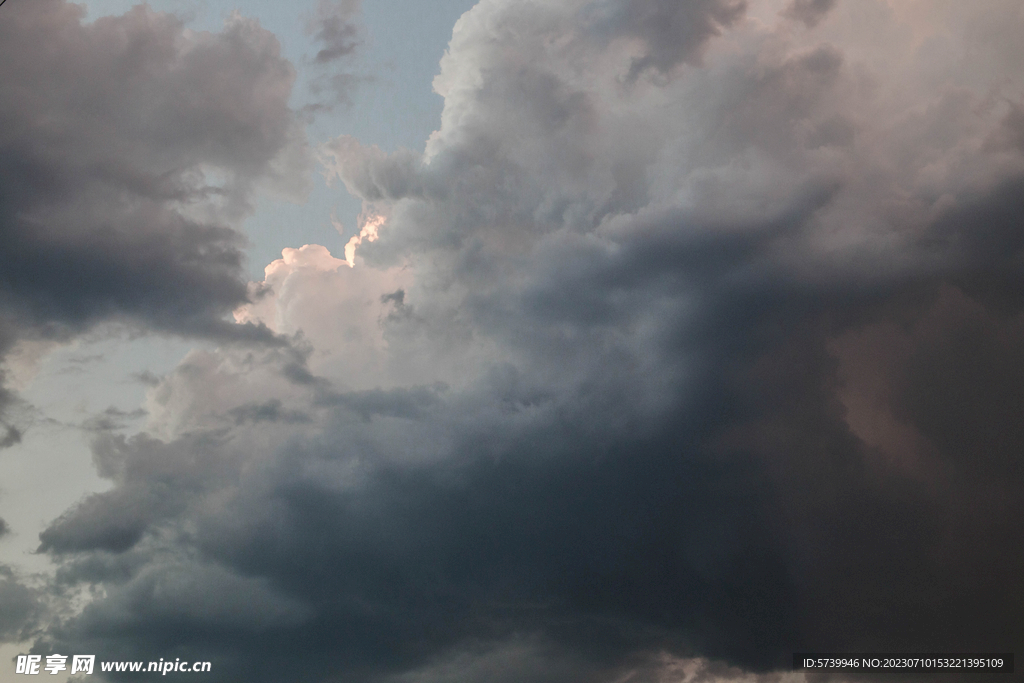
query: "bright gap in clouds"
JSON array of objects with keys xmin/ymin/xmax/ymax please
[{"xmin": 343, "ymin": 213, "xmax": 386, "ymax": 267}]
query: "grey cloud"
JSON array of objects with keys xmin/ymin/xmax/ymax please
[
  {"xmin": 328, "ymin": 28, "xmax": 846, "ymax": 258},
  {"xmin": 381, "ymin": 289, "xmax": 406, "ymax": 306},
  {"xmin": 27, "ymin": 0, "xmax": 1024, "ymax": 680},
  {"xmin": 37, "ymin": 271, "xmax": 1024, "ymax": 681},
  {"xmin": 926, "ymin": 177, "xmax": 1024, "ymax": 270},
  {"xmin": 228, "ymin": 399, "xmax": 313, "ymax": 425},
  {"xmin": 0, "ymin": 423, "xmax": 22, "ymax": 449},
  {"xmin": 782, "ymin": 0, "xmax": 838, "ymax": 28},
  {"xmin": 993, "ymin": 102, "xmax": 1024, "ymax": 152},
  {"xmin": 0, "ymin": 517, "xmax": 8, "ymax": 538},
  {"xmin": 0, "ymin": 566, "xmax": 43, "ymax": 643},
  {"xmin": 34, "ymin": 558, "xmax": 312, "ymax": 681},
  {"xmin": 322, "ymin": 136, "xmax": 427, "ymax": 202},
  {"xmin": 65, "ymin": 354, "xmax": 105, "ymax": 366},
  {"xmin": 0, "ymin": 0, "xmax": 306, "ymax": 391},
  {"xmin": 382, "ymin": 637, "xmax": 607, "ymax": 683},
  {"xmin": 39, "ymin": 432, "xmax": 234, "ymax": 554},
  {"xmin": 701, "ymin": 44, "xmax": 847, "ymax": 156},
  {"xmin": 0, "ymin": 378, "xmax": 23, "ymax": 448},
  {"xmin": 588, "ymin": 0, "xmax": 748, "ymax": 79},
  {"xmin": 309, "ymin": 0, "xmax": 363, "ymax": 64},
  {"xmin": 82, "ymin": 407, "xmax": 148, "ymax": 433},
  {"xmin": 131, "ymin": 371, "xmax": 162, "ymax": 388},
  {"xmin": 302, "ymin": 0, "xmax": 365, "ymax": 110},
  {"xmin": 38, "ymin": 489, "xmax": 158, "ymax": 555},
  {"xmin": 315, "ymin": 384, "xmax": 448, "ymax": 421},
  {"xmin": 62, "ymin": 561, "xmax": 312, "ymax": 632}
]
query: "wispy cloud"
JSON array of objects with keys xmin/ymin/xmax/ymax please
[{"xmin": 303, "ymin": 0, "xmax": 366, "ymax": 109}]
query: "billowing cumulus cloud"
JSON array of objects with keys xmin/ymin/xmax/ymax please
[
  {"xmin": 18, "ymin": 0, "xmax": 1024, "ymax": 681},
  {"xmin": 0, "ymin": 0, "xmax": 309, "ymax": 423}
]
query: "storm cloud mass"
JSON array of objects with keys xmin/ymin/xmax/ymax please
[
  {"xmin": 4, "ymin": 0, "xmax": 1024, "ymax": 681},
  {"xmin": 0, "ymin": 0, "xmax": 306, "ymax": 364}
]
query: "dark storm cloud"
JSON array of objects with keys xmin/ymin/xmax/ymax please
[
  {"xmin": 37, "ymin": 370, "xmax": 796, "ymax": 679},
  {"xmin": 39, "ymin": 432, "xmax": 235, "ymax": 554},
  {"xmin": 38, "ymin": 212, "xmax": 1024, "ymax": 682},
  {"xmin": 0, "ymin": 566, "xmax": 43, "ymax": 643},
  {"xmin": 27, "ymin": 0, "xmax": 1024, "ymax": 681},
  {"xmin": 0, "ymin": 0, "xmax": 307, "ymax": 368}
]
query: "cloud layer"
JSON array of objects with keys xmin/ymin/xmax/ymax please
[
  {"xmin": 10, "ymin": 0, "xmax": 1024, "ymax": 681},
  {"xmin": 0, "ymin": 0, "xmax": 308, "ymax": 370}
]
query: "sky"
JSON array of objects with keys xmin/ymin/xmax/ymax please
[{"xmin": 0, "ymin": 0, "xmax": 1023, "ymax": 682}]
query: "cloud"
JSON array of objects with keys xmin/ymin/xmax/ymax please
[
  {"xmin": 0, "ymin": 566, "xmax": 44, "ymax": 644},
  {"xmin": 590, "ymin": 0, "xmax": 748, "ymax": 79},
  {"xmin": 228, "ymin": 399, "xmax": 313, "ymax": 426},
  {"xmin": 24, "ymin": 0, "xmax": 1024, "ymax": 680},
  {"xmin": 0, "ymin": 422, "xmax": 22, "ymax": 449},
  {"xmin": 81, "ymin": 406, "xmax": 148, "ymax": 433},
  {"xmin": 781, "ymin": 0, "xmax": 838, "ymax": 28},
  {"xmin": 131, "ymin": 371, "xmax": 162, "ymax": 388},
  {"xmin": 303, "ymin": 0, "xmax": 365, "ymax": 109},
  {"xmin": 308, "ymin": 0, "xmax": 363, "ymax": 64},
  {"xmin": 0, "ymin": 0, "xmax": 308, "ymax": 411},
  {"xmin": 38, "ymin": 432, "xmax": 237, "ymax": 554}
]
